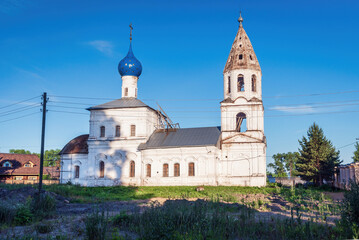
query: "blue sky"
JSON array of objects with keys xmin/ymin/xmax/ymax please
[{"xmin": 0, "ymin": 0, "xmax": 359, "ymax": 166}]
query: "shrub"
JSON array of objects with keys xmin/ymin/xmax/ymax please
[
  {"xmin": 85, "ymin": 209, "xmax": 108, "ymax": 240},
  {"xmin": 340, "ymin": 180, "xmax": 359, "ymax": 238},
  {"xmin": 14, "ymin": 204, "xmax": 33, "ymax": 225}
]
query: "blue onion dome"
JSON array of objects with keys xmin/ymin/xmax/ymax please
[{"xmin": 118, "ymin": 43, "xmax": 142, "ymax": 77}]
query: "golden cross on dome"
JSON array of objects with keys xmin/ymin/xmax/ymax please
[{"xmin": 129, "ymin": 23, "xmax": 133, "ymax": 41}]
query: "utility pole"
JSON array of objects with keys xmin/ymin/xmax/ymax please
[{"xmin": 38, "ymin": 92, "xmax": 48, "ymax": 194}]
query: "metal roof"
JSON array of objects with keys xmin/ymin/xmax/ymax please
[
  {"xmin": 138, "ymin": 127, "xmax": 221, "ymax": 150},
  {"xmin": 87, "ymin": 98, "xmax": 154, "ymax": 111}
]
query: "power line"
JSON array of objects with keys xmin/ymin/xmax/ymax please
[
  {"xmin": 49, "ymin": 89, "xmax": 359, "ymax": 102},
  {"xmin": 0, "ymin": 95, "xmax": 41, "ymax": 110},
  {"xmin": 48, "ymin": 110, "xmax": 88, "ymax": 116},
  {"xmin": 0, "ymin": 104, "xmax": 41, "ymax": 118},
  {"xmin": 338, "ymin": 142, "xmax": 358, "ymax": 149},
  {"xmin": 0, "ymin": 102, "xmax": 40, "ymax": 115},
  {"xmin": 0, "ymin": 111, "xmax": 39, "ymax": 124}
]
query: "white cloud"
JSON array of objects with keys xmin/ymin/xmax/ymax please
[
  {"xmin": 87, "ymin": 40, "xmax": 114, "ymax": 56},
  {"xmin": 269, "ymin": 105, "xmax": 316, "ymax": 114}
]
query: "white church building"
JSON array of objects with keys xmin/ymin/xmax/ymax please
[{"xmin": 60, "ymin": 15, "xmax": 267, "ymax": 186}]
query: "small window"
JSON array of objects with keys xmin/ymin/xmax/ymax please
[
  {"xmin": 163, "ymin": 164, "xmax": 169, "ymax": 177},
  {"xmin": 3, "ymin": 161, "xmax": 12, "ymax": 168},
  {"xmin": 249, "ymin": 55, "xmax": 253, "ymax": 60},
  {"xmin": 188, "ymin": 163, "xmax": 195, "ymax": 176},
  {"xmin": 14, "ymin": 176, "xmax": 23, "ymax": 180},
  {"xmin": 251, "ymin": 75, "xmax": 257, "ymax": 92},
  {"xmin": 146, "ymin": 164, "xmax": 151, "ymax": 177},
  {"xmin": 115, "ymin": 125, "xmax": 121, "ymax": 137},
  {"xmin": 236, "ymin": 112, "xmax": 247, "ymax": 132},
  {"xmin": 28, "ymin": 176, "xmax": 37, "ymax": 180},
  {"xmin": 227, "ymin": 76, "xmax": 231, "ymax": 94},
  {"xmin": 99, "ymin": 161, "xmax": 105, "ymax": 178},
  {"xmin": 174, "ymin": 163, "xmax": 180, "ymax": 177},
  {"xmin": 239, "ymin": 54, "xmax": 243, "ymax": 60},
  {"xmin": 100, "ymin": 126, "xmax": 105, "ymax": 138},
  {"xmin": 131, "ymin": 125, "xmax": 136, "ymax": 137},
  {"xmin": 239, "ymin": 44, "xmax": 242, "ymax": 48},
  {"xmin": 125, "ymin": 88, "xmax": 128, "ymax": 97},
  {"xmin": 75, "ymin": 165, "xmax": 80, "ymax": 178},
  {"xmin": 24, "ymin": 163, "xmax": 31, "ymax": 168},
  {"xmin": 130, "ymin": 161, "xmax": 135, "ymax": 177},
  {"xmin": 237, "ymin": 75, "xmax": 244, "ymax": 92}
]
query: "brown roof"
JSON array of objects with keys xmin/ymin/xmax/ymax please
[
  {"xmin": 0, "ymin": 153, "xmax": 40, "ymax": 176},
  {"xmin": 60, "ymin": 134, "xmax": 89, "ymax": 155},
  {"xmin": 44, "ymin": 167, "xmax": 60, "ymax": 178},
  {"xmin": 224, "ymin": 22, "xmax": 261, "ymax": 73}
]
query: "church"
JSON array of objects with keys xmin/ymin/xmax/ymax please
[{"xmin": 60, "ymin": 14, "xmax": 267, "ymax": 187}]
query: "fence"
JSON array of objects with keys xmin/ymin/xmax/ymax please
[{"xmin": 0, "ymin": 179, "xmax": 59, "ymax": 185}]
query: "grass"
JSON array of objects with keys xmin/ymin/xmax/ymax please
[
  {"xmin": 40, "ymin": 184, "xmax": 279, "ymax": 203},
  {"xmin": 111, "ymin": 199, "xmax": 346, "ymax": 240}
]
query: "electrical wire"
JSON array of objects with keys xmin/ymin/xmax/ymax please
[
  {"xmin": 0, "ymin": 111, "xmax": 39, "ymax": 124},
  {"xmin": 49, "ymin": 90, "xmax": 359, "ymax": 102},
  {"xmin": 0, "ymin": 95, "xmax": 41, "ymax": 110},
  {"xmin": 0, "ymin": 104, "xmax": 41, "ymax": 118}
]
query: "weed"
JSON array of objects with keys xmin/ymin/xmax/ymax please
[
  {"xmin": 31, "ymin": 193, "xmax": 56, "ymax": 219},
  {"xmin": 340, "ymin": 180, "xmax": 359, "ymax": 238},
  {"xmin": 0, "ymin": 203, "xmax": 15, "ymax": 225},
  {"xmin": 111, "ymin": 211, "xmax": 132, "ymax": 228},
  {"xmin": 85, "ymin": 208, "xmax": 108, "ymax": 240},
  {"xmin": 13, "ymin": 204, "xmax": 33, "ymax": 225},
  {"xmin": 34, "ymin": 222, "xmax": 54, "ymax": 234}
]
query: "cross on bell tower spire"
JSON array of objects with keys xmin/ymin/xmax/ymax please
[
  {"xmin": 238, "ymin": 11, "xmax": 243, "ymax": 27},
  {"xmin": 129, "ymin": 23, "xmax": 133, "ymax": 42}
]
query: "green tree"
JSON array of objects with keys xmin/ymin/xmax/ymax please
[
  {"xmin": 268, "ymin": 152, "xmax": 300, "ymax": 178},
  {"xmin": 297, "ymin": 123, "xmax": 341, "ymax": 186},
  {"xmin": 8, "ymin": 149, "xmax": 61, "ymax": 167},
  {"xmin": 9, "ymin": 149, "xmax": 32, "ymax": 154},
  {"xmin": 284, "ymin": 152, "xmax": 300, "ymax": 177},
  {"xmin": 268, "ymin": 154, "xmax": 288, "ymax": 177},
  {"xmin": 353, "ymin": 142, "xmax": 359, "ymax": 163}
]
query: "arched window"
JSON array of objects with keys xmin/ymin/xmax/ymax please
[
  {"xmin": 227, "ymin": 76, "xmax": 231, "ymax": 93},
  {"xmin": 237, "ymin": 75, "xmax": 244, "ymax": 92},
  {"xmin": 130, "ymin": 161, "xmax": 135, "ymax": 177},
  {"xmin": 3, "ymin": 161, "xmax": 12, "ymax": 168},
  {"xmin": 124, "ymin": 88, "xmax": 128, "ymax": 97},
  {"xmin": 146, "ymin": 164, "xmax": 151, "ymax": 177},
  {"xmin": 236, "ymin": 113, "xmax": 247, "ymax": 132},
  {"xmin": 100, "ymin": 126, "xmax": 105, "ymax": 138},
  {"xmin": 174, "ymin": 163, "xmax": 180, "ymax": 177},
  {"xmin": 188, "ymin": 162, "xmax": 195, "ymax": 176},
  {"xmin": 251, "ymin": 75, "xmax": 257, "ymax": 92},
  {"xmin": 163, "ymin": 164, "xmax": 169, "ymax": 177},
  {"xmin": 239, "ymin": 54, "xmax": 243, "ymax": 60},
  {"xmin": 115, "ymin": 125, "xmax": 121, "ymax": 137},
  {"xmin": 131, "ymin": 125, "xmax": 136, "ymax": 136},
  {"xmin": 99, "ymin": 161, "xmax": 105, "ymax": 178},
  {"xmin": 75, "ymin": 166, "xmax": 80, "ymax": 178}
]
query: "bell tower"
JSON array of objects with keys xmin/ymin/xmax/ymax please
[
  {"xmin": 220, "ymin": 13, "xmax": 266, "ymax": 186},
  {"xmin": 118, "ymin": 24, "xmax": 143, "ymax": 98}
]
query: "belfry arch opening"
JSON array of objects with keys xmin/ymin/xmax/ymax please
[
  {"xmin": 237, "ymin": 74, "xmax": 244, "ymax": 92},
  {"xmin": 236, "ymin": 113, "xmax": 247, "ymax": 132},
  {"xmin": 251, "ymin": 75, "xmax": 257, "ymax": 92}
]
